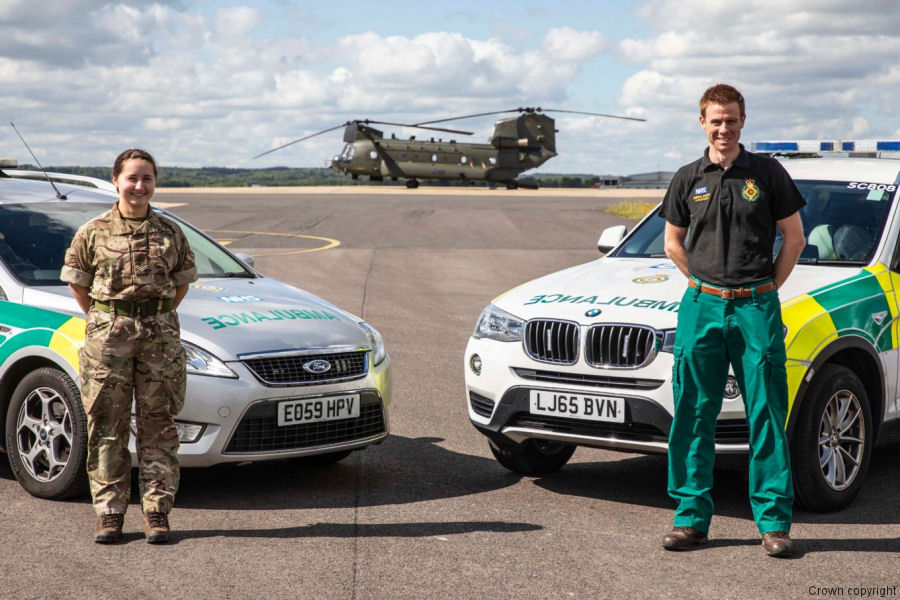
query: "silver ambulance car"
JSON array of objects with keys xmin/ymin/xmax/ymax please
[{"xmin": 0, "ymin": 163, "xmax": 390, "ymax": 499}]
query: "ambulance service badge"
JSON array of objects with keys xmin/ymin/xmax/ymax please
[{"xmin": 742, "ymin": 179, "xmax": 760, "ymax": 202}]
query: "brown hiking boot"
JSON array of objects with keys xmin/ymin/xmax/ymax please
[
  {"xmin": 142, "ymin": 512, "xmax": 171, "ymax": 544},
  {"xmin": 94, "ymin": 513, "xmax": 124, "ymax": 544}
]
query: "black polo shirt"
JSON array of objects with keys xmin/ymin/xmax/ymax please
[{"xmin": 660, "ymin": 145, "xmax": 805, "ymax": 287}]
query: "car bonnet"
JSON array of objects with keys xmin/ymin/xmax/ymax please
[
  {"xmin": 177, "ymin": 277, "xmax": 370, "ymax": 358},
  {"xmin": 23, "ymin": 276, "xmax": 371, "ymax": 360},
  {"xmin": 491, "ymin": 257, "xmax": 859, "ymax": 331}
]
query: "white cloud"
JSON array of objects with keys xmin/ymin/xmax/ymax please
[
  {"xmin": 542, "ymin": 27, "xmax": 605, "ymax": 62},
  {"xmin": 214, "ymin": 6, "xmax": 262, "ymax": 40},
  {"xmin": 610, "ymin": 0, "xmax": 900, "ymax": 171},
  {"xmin": 2, "ymin": 0, "xmax": 899, "ymax": 175}
]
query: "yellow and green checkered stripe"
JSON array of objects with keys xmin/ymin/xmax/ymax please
[
  {"xmin": 0, "ymin": 301, "xmax": 85, "ymax": 372},
  {"xmin": 782, "ymin": 264, "xmax": 898, "ymax": 411}
]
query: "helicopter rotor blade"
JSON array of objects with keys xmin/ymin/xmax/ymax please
[
  {"xmin": 362, "ymin": 120, "xmax": 472, "ymax": 135},
  {"xmin": 253, "ymin": 122, "xmax": 349, "ymax": 159},
  {"xmin": 538, "ymin": 108, "xmax": 646, "ymax": 122},
  {"xmin": 415, "ymin": 106, "xmax": 646, "ymax": 126},
  {"xmin": 413, "ymin": 109, "xmax": 523, "ymax": 126}
]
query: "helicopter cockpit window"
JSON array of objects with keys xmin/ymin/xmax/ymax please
[
  {"xmin": 368, "ymin": 150, "xmax": 378, "ymax": 160},
  {"xmin": 340, "ymin": 144, "xmax": 355, "ymax": 162}
]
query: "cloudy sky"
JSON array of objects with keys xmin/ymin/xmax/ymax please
[{"xmin": 2, "ymin": 0, "xmax": 900, "ymax": 176}]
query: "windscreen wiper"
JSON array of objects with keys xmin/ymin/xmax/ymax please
[{"xmin": 220, "ymin": 271, "xmax": 254, "ymax": 278}]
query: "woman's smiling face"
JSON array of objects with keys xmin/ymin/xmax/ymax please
[{"xmin": 113, "ymin": 158, "xmax": 156, "ymax": 217}]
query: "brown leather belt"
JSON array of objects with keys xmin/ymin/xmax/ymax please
[{"xmin": 689, "ymin": 278, "xmax": 776, "ymax": 299}]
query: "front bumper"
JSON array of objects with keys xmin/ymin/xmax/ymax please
[
  {"xmin": 464, "ymin": 336, "xmax": 749, "ymax": 455},
  {"xmin": 129, "ymin": 353, "xmax": 392, "ymax": 467}
]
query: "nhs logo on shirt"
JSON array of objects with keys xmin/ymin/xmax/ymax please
[{"xmin": 692, "ymin": 186, "xmax": 711, "ymax": 202}]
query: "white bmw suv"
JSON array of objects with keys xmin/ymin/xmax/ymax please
[{"xmin": 464, "ymin": 142, "xmax": 900, "ymax": 512}]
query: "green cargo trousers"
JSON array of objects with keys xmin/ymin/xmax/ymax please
[{"xmin": 668, "ymin": 278, "xmax": 793, "ymax": 535}]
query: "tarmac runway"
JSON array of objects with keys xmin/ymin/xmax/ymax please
[{"xmin": 2, "ymin": 186, "xmax": 899, "ymax": 600}]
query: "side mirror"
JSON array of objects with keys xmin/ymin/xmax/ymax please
[
  {"xmin": 597, "ymin": 225, "xmax": 627, "ymax": 254},
  {"xmin": 233, "ymin": 252, "xmax": 255, "ymax": 268}
]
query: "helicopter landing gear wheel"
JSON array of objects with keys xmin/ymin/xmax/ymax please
[{"xmin": 406, "ymin": 179, "xmax": 419, "ymax": 189}]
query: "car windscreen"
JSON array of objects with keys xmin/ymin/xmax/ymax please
[
  {"xmin": 609, "ymin": 179, "xmax": 895, "ymax": 265},
  {"xmin": 0, "ymin": 202, "xmax": 252, "ymax": 285}
]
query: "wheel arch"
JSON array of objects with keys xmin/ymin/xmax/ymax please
[
  {"xmin": 786, "ymin": 336, "xmax": 883, "ymax": 441},
  {"xmin": 0, "ymin": 351, "xmax": 79, "ymax": 453}
]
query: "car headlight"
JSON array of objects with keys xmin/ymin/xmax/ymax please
[
  {"xmin": 659, "ymin": 329, "xmax": 677, "ymax": 353},
  {"xmin": 473, "ymin": 304, "xmax": 525, "ymax": 342},
  {"xmin": 360, "ymin": 322, "xmax": 386, "ymax": 366},
  {"xmin": 182, "ymin": 341, "xmax": 238, "ymax": 378}
]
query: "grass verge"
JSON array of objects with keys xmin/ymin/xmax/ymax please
[{"xmin": 605, "ymin": 201, "xmax": 659, "ymax": 221}]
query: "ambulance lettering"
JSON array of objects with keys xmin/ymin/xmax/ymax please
[{"xmin": 524, "ymin": 294, "xmax": 679, "ymax": 311}]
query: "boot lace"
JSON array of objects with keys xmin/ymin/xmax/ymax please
[
  {"xmin": 145, "ymin": 512, "xmax": 169, "ymax": 529},
  {"xmin": 99, "ymin": 513, "xmax": 123, "ymax": 528}
]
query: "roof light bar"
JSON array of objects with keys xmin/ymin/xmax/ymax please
[
  {"xmin": 752, "ymin": 141, "xmax": 838, "ymax": 153},
  {"xmin": 840, "ymin": 140, "xmax": 900, "ymax": 152},
  {"xmin": 752, "ymin": 140, "xmax": 900, "ymax": 154}
]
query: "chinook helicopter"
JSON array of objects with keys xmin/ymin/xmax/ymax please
[{"xmin": 254, "ymin": 107, "xmax": 645, "ymax": 189}]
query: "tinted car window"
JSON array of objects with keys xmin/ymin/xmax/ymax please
[
  {"xmin": 0, "ymin": 202, "xmax": 251, "ymax": 285},
  {"xmin": 611, "ymin": 180, "xmax": 895, "ymax": 264}
]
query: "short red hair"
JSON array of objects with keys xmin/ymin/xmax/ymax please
[{"xmin": 700, "ymin": 84, "xmax": 745, "ymax": 118}]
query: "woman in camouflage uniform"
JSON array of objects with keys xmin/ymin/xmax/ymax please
[{"xmin": 61, "ymin": 149, "xmax": 197, "ymax": 544}]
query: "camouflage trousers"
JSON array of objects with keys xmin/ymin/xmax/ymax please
[{"xmin": 80, "ymin": 308, "xmax": 186, "ymax": 516}]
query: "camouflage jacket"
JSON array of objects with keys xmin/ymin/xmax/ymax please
[{"xmin": 61, "ymin": 203, "xmax": 198, "ymax": 301}]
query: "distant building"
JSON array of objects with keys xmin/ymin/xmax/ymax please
[{"xmin": 592, "ymin": 171, "xmax": 674, "ymax": 189}]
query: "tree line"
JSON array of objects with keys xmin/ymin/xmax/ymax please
[{"xmin": 34, "ymin": 165, "xmax": 613, "ymax": 188}]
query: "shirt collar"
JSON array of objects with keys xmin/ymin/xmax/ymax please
[
  {"xmin": 111, "ymin": 202, "xmax": 159, "ymax": 234},
  {"xmin": 700, "ymin": 143, "xmax": 749, "ymax": 171}
]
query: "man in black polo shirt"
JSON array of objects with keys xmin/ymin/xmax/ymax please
[{"xmin": 659, "ymin": 83, "xmax": 806, "ymax": 557}]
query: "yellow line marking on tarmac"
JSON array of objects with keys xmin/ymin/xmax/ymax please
[{"xmin": 206, "ymin": 229, "xmax": 341, "ymax": 256}]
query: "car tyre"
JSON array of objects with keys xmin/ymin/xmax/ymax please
[
  {"xmin": 5, "ymin": 367, "xmax": 89, "ymax": 499},
  {"xmin": 791, "ymin": 364, "xmax": 872, "ymax": 512},
  {"xmin": 488, "ymin": 438, "xmax": 575, "ymax": 475}
]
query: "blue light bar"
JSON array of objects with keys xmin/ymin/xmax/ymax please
[
  {"xmin": 753, "ymin": 142, "xmax": 798, "ymax": 152},
  {"xmin": 752, "ymin": 140, "xmax": 900, "ymax": 154}
]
